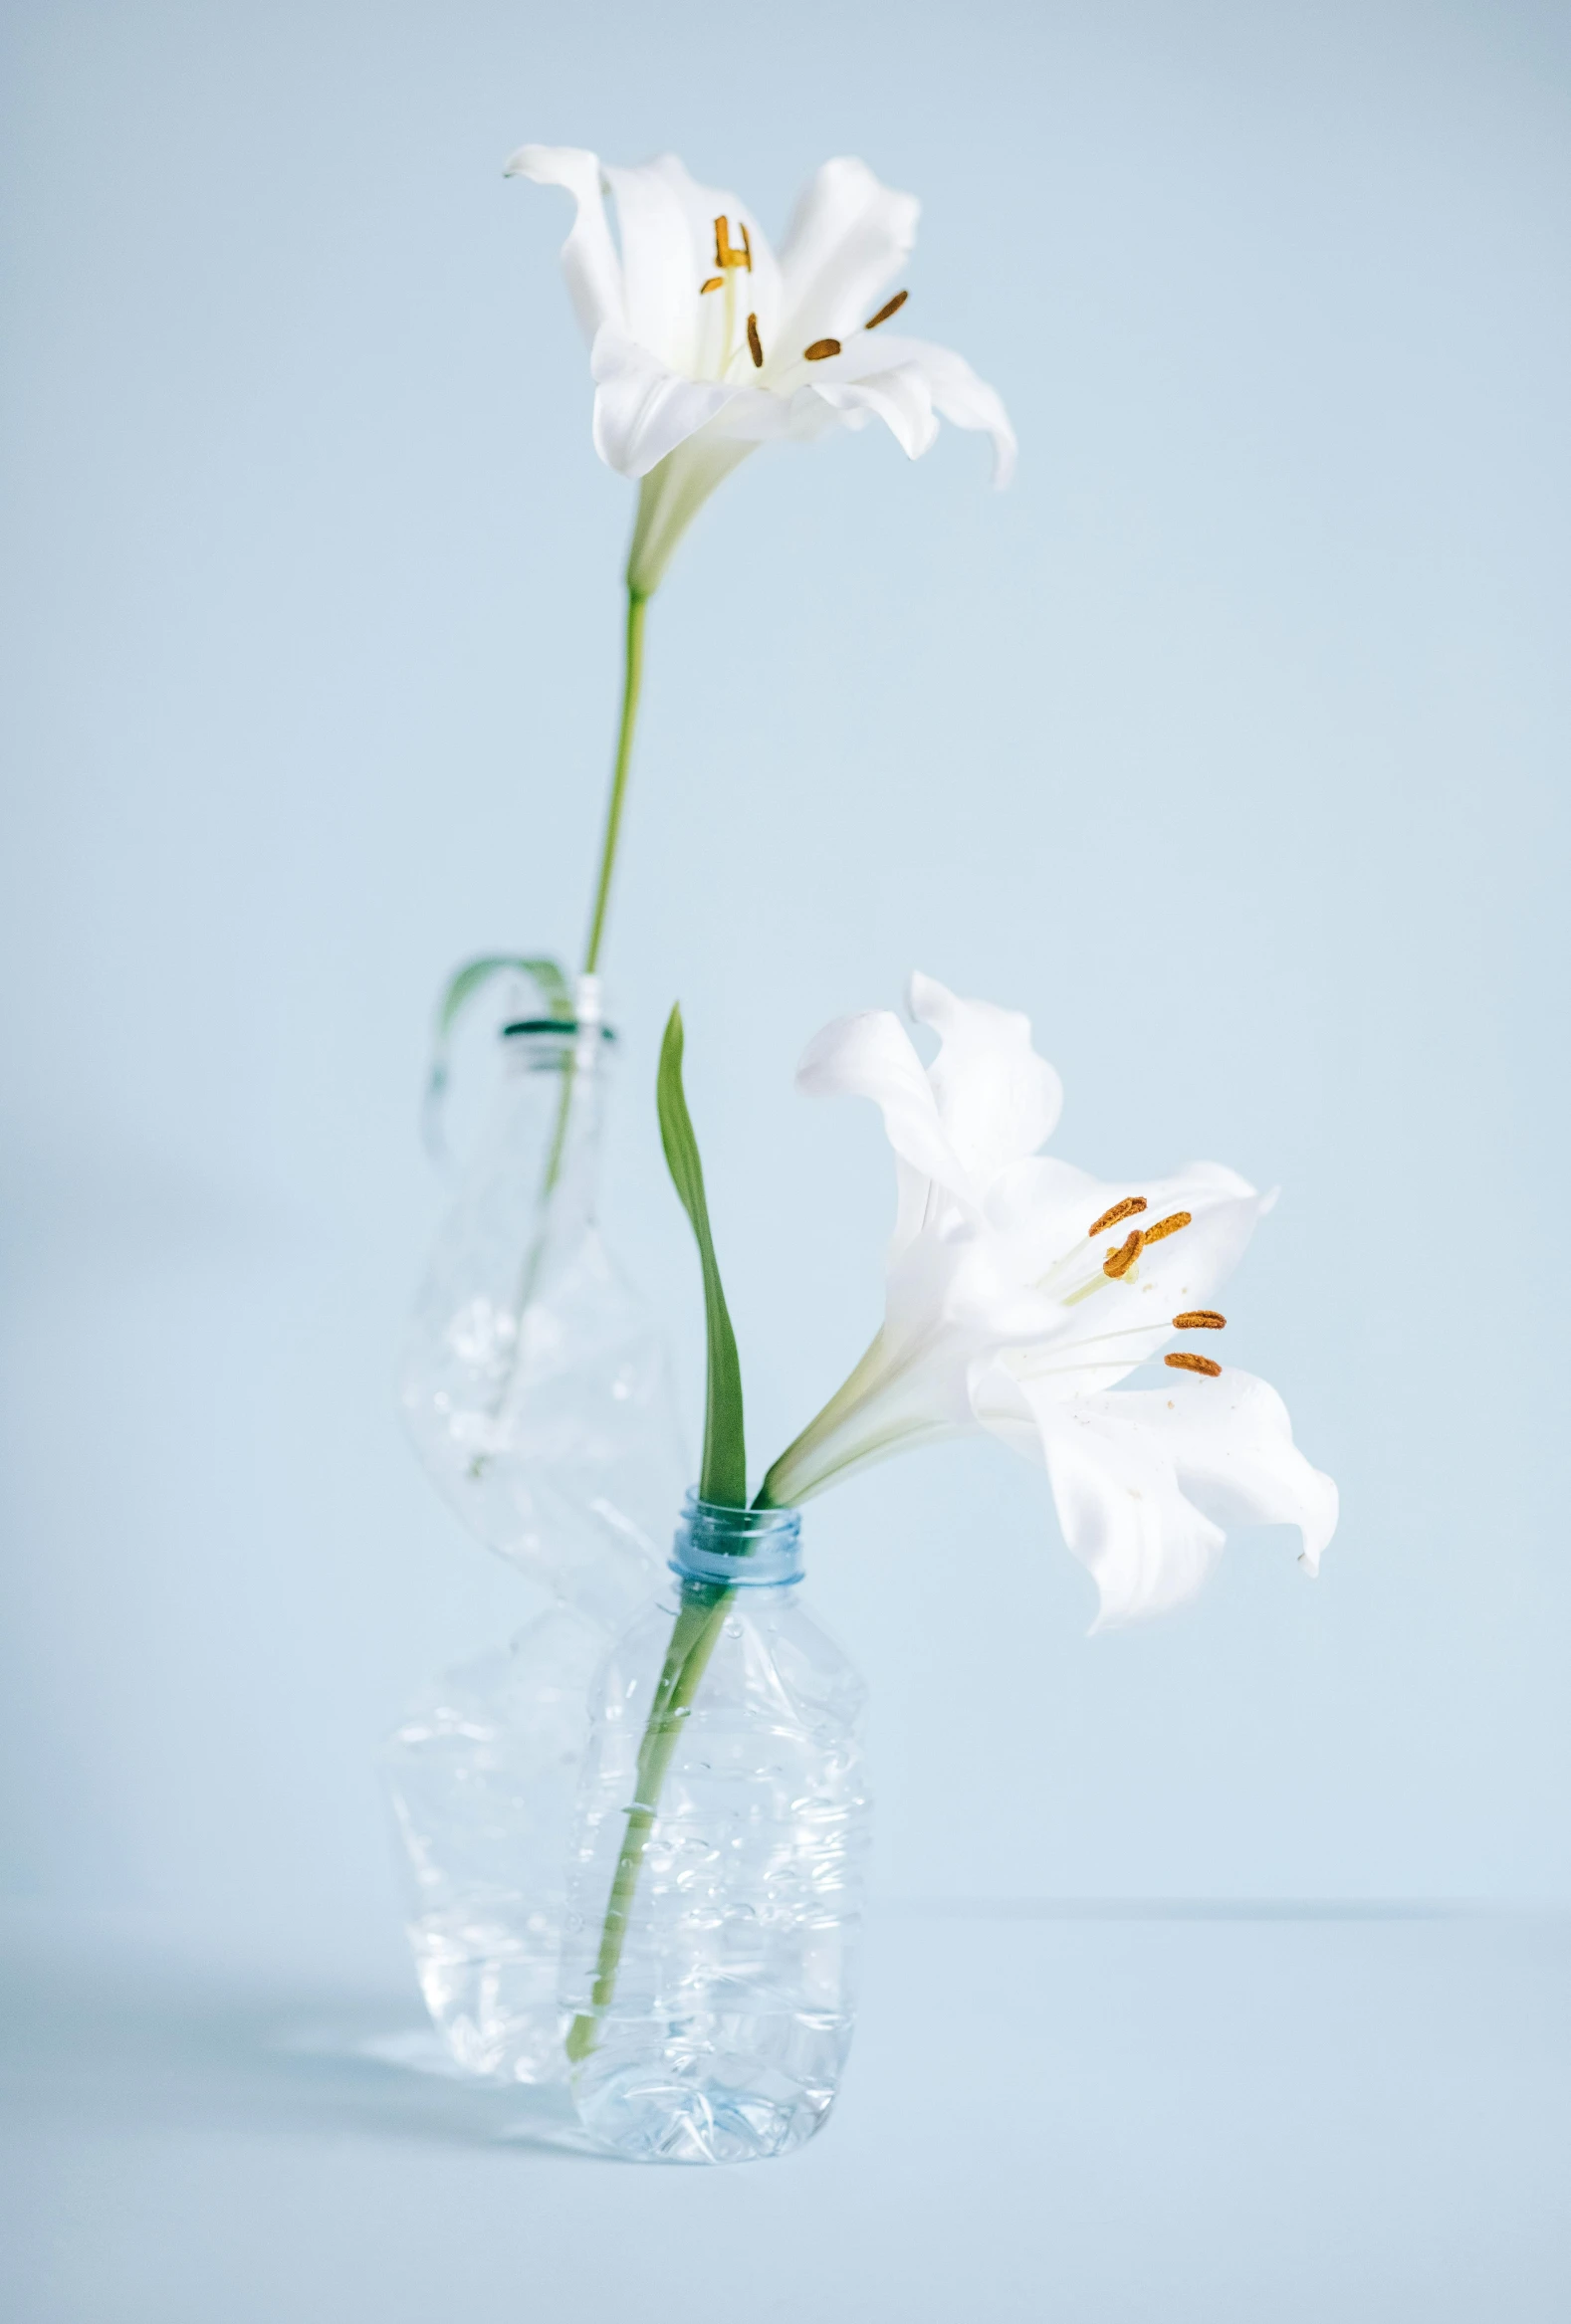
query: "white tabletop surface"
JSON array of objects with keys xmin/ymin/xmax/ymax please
[{"xmin": 3, "ymin": 1904, "xmax": 1567, "ymax": 2323}]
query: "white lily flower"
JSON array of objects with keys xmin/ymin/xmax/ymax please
[
  {"xmin": 762, "ymin": 973, "xmax": 1338, "ymax": 1628},
  {"xmin": 505, "ymin": 145, "xmax": 1016, "ymax": 593}
]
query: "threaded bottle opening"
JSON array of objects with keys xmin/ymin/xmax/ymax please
[{"xmin": 670, "ymin": 1493, "xmax": 803, "ymax": 1586}]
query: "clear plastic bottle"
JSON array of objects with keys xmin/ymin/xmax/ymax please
[
  {"xmin": 561, "ymin": 1496, "xmax": 870, "ymax": 2163},
  {"xmin": 386, "ymin": 991, "xmax": 686, "ymax": 2082},
  {"xmin": 397, "ymin": 990, "xmax": 683, "ymax": 1616},
  {"xmin": 382, "ymin": 1602, "xmax": 605, "ymax": 2081}
]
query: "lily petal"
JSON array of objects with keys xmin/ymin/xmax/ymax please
[
  {"xmin": 807, "ymin": 332, "xmax": 1016, "ymax": 485},
  {"xmin": 602, "ymin": 154, "xmax": 782, "ymax": 379},
  {"xmin": 990, "ymin": 1157, "xmax": 1262, "ymax": 1321},
  {"xmin": 801, "ymin": 360, "xmax": 940, "ymax": 462},
  {"xmin": 889, "ymin": 337, "xmax": 1017, "ymax": 487},
  {"xmin": 799, "ymin": 1003, "xmax": 981, "ymax": 1217},
  {"xmin": 977, "ymin": 1362, "xmax": 1338, "ymax": 1628},
  {"xmin": 762, "ymin": 1323, "xmax": 978, "ymax": 1507},
  {"xmin": 984, "ymin": 1155, "xmax": 1123, "ymax": 1248},
  {"xmin": 909, "ymin": 972, "xmax": 1063, "ymax": 1180},
  {"xmin": 589, "ymin": 327, "xmax": 747, "ymax": 479},
  {"xmin": 625, "ymin": 431, "xmax": 759, "ymax": 596},
  {"xmin": 504, "ymin": 144, "xmax": 625, "ymax": 343},
  {"xmin": 776, "ymin": 157, "xmax": 920, "ymax": 347},
  {"xmin": 796, "ymin": 1007, "xmax": 977, "ymax": 1218}
]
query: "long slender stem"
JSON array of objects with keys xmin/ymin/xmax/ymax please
[
  {"xmin": 522, "ymin": 581, "xmax": 649, "ymax": 1300},
  {"xmin": 564, "ymin": 1581, "xmax": 733, "ymax": 2063},
  {"xmin": 582, "ymin": 585, "xmax": 648, "ymax": 979},
  {"xmin": 553, "ymin": 575, "xmax": 677, "ymax": 2055},
  {"xmin": 506, "ymin": 1045, "xmax": 581, "ymax": 1327},
  {"xmin": 479, "ymin": 581, "xmax": 650, "ymax": 1435},
  {"xmin": 508, "ymin": 571, "xmax": 646, "ymax": 1340}
]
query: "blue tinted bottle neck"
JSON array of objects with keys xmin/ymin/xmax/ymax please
[{"xmin": 669, "ymin": 1494, "xmax": 803, "ymax": 1588}]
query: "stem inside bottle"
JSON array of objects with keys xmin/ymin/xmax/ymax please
[
  {"xmin": 564, "ymin": 1579, "xmax": 733, "ymax": 2063},
  {"xmin": 564, "ymin": 1498, "xmax": 803, "ymax": 2063}
]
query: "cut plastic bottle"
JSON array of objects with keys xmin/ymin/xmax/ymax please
[
  {"xmin": 386, "ymin": 988, "xmax": 686, "ymax": 2081},
  {"xmin": 561, "ymin": 1496, "xmax": 871, "ymax": 2161}
]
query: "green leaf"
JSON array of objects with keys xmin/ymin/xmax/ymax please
[
  {"xmin": 422, "ymin": 953, "xmax": 573, "ymax": 1157},
  {"xmin": 656, "ymin": 1005, "xmax": 747, "ymax": 1507}
]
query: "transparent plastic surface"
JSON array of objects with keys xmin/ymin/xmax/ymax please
[
  {"xmin": 382, "ymin": 1604, "xmax": 605, "ymax": 2082},
  {"xmin": 387, "ymin": 1010, "xmax": 686, "ymax": 2082},
  {"xmin": 562, "ymin": 1520, "xmax": 870, "ymax": 2164},
  {"xmin": 398, "ymin": 1015, "xmax": 684, "ymax": 1622}
]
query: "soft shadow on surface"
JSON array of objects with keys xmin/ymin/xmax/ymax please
[
  {"xmin": 5, "ymin": 1903, "xmax": 1560, "ymax": 2168},
  {"xmin": 0, "ymin": 1928, "xmax": 605, "ymax": 2160}
]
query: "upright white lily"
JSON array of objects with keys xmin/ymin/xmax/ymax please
[
  {"xmin": 507, "ymin": 145, "xmax": 1015, "ymax": 601},
  {"xmin": 760, "ymin": 974, "xmax": 1338, "ymax": 1627},
  {"xmin": 503, "ymin": 141, "xmax": 1015, "ymax": 983},
  {"xmin": 422, "ymin": 149, "xmax": 1019, "ymax": 1459}
]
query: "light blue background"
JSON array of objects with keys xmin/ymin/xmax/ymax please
[{"xmin": 2, "ymin": 0, "xmax": 1567, "ymax": 1982}]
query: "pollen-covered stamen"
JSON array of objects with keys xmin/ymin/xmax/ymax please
[
  {"xmin": 714, "ymin": 216, "xmax": 752, "ymax": 272},
  {"xmin": 747, "ymin": 314, "xmax": 765, "ymax": 367},
  {"xmin": 1173, "ymin": 1310, "xmax": 1226, "ymax": 1330},
  {"xmin": 1088, "ymin": 1196, "xmax": 1148, "ymax": 1238},
  {"xmin": 1166, "ymin": 1352, "xmax": 1222, "ymax": 1377},
  {"xmin": 1103, "ymin": 1230, "xmax": 1142, "ymax": 1280},
  {"xmin": 803, "ymin": 338, "xmax": 841, "ymax": 361},
  {"xmin": 1142, "ymin": 1211, "xmax": 1192, "ymax": 1246},
  {"xmin": 865, "ymin": 290, "xmax": 909, "ymax": 329},
  {"xmin": 699, "ymin": 276, "xmax": 723, "ymax": 295}
]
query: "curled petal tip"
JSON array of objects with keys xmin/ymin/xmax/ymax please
[{"xmin": 904, "ymin": 967, "xmax": 941, "ymax": 1020}]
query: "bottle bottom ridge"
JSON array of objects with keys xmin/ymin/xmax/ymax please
[{"xmin": 568, "ymin": 2003, "xmax": 853, "ymax": 2164}]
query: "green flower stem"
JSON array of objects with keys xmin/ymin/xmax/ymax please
[
  {"xmin": 526, "ymin": 579, "xmax": 648, "ymax": 1262},
  {"xmin": 582, "ymin": 583, "xmax": 648, "ymax": 979},
  {"xmin": 506, "ymin": 1045, "xmax": 580, "ymax": 1332},
  {"xmin": 564, "ymin": 1579, "xmax": 733, "ymax": 2064},
  {"xmin": 489, "ymin": 581, "xmax": 650, "ymax": 1400}
]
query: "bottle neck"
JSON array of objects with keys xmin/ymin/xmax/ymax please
[
  {"xmin": 669, "ymin": 1494, "xmax": 803, "ymax": 1588},
  {"xmin": 496, "ymin": 1012, "xmax": 616, "ymax": 1234}
]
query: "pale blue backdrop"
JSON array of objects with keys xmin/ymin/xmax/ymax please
[{"xmin": 2, "ymin": 0, "xmax": 1567, "ymax": 1971}]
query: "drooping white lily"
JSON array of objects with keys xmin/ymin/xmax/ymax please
[
  {"xmin": 760, "ymin": 973, "xmax": 1338, "ymax": 1627},
  {"xmin": 506, "ymin": 145, "xmax": 1015, "ymax": 595}
]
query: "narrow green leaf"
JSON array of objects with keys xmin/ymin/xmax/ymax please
[
  {"xmin": 656, "ymin": 1005, "xmax": 747, "ymax": 1507},
  {"xmin": 422, "ymin": 952, "xmax": 572, "ymax": 1157}
]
